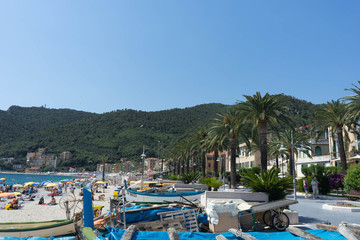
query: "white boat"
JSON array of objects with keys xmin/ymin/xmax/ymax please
[
  {"xmin": 0, "ymin": 219, "xmax": 75, "ymax": 237},
  {"xmin": 124, "ymin": 181, "xmax": 205, "ymax": 204}
]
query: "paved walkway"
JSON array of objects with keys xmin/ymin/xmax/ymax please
[{"xmin": 287, "ymin": 194, "xmax": 359, "ymax": 229}]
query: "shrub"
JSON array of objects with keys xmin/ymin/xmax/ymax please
[
  {"xmin": 242, "ymin": 167, "xmax": 292, "ymax": 201},
  {"xmin": 301, "ymin": 166, "xmax": 311, "ymax": 177},
  {"xmin": 206, "ymin": 171, "xmax": 214, "ymax": 176},
  {"xmin": 179, "ymin": 172, "xmax": 200, "ymax": 184},
  {"xmin": 344, "ymin": 164, "xmax": 360, "ymax": 193},
  {"xmin": 305, "ymin": 164, "xmax": 330, "ymax": 195},
  {"xmin": 238, "ymin": 166, "xmax": 261, "ymax": 175},
  {"xmin": 169, "ymin": 176, "xmax": 179, "ymax": 180},
  {"xmin": 200, "ymin": 177, "xmax": 223, "ymax": 191},
  {"xmin": 328, "ymin": 173, "xmax": 344, "ymax": 190}
]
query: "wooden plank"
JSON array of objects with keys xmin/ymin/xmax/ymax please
[
  {"xmin": 317, "ymin": 224, "xmax": 360, "ymax": 235},
  {"xmin": 228, "ymin": 228, "xmax": 258, "ymax": 240},
  {"xmin": 216, "ymin": 235, "xmax": 228, "ymax": 240},
  {"xmin": 339, "ymin": 224, "xmax": 360, "ymax": 240},
  {"xmin": 167, "ymin": 228, "xmax": 181, "ymax": 240},
  {"xmin": 287, "ymin": 226, "xmax": 326, "ymax": 240},
  {"xmin": 251, "ymin": 199, "xmax": 298, "ymax": 213},
  {"xmin": 121, "ymin": 225, "xmax": 137, "ymax": 240}
]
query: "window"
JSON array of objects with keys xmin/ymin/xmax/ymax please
[{"xmin": 315, "ymin": 146, "xmax": 322, "ymax": 156}]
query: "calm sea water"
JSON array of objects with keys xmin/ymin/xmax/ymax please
[{"xmin": 0, "ymin": 172, "xmax": 79, "ymax": 185}]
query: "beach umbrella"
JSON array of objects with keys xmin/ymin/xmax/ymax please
[
  {"xmin": 0, "ymin": 192, "xmax": 14, "ymax": 198},
  {"xmin": 46, "ymin": 183, "xmax": 59, "ymax": 187},
  {"xmin": 24, "ymin": 182, "xmax": 35, "ymax": 187},
  {"xmin": 13, "ymin": 192, "xmax": 22, "ymax": 196},
  {"xmin": 12, "ymin": 184, "xmax": 23, "ymax": 188},
  {"xmin": 0, "ymin": 178, "xmax": 5, "ymax": 181},
  {"xmin": 95, "ymin": 181, "xmax": 107, "ymax": 185}
]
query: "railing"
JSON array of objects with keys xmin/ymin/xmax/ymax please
[{"xmin": 310, "ymin": 139, "xmax": 329, "ymax": 144}]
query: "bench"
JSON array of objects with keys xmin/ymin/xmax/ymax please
[{"xmin": 344, "ymin": 190, "xmax": 360, "ymax": 200}]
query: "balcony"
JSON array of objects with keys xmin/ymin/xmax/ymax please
[{"xmin": 310, "ymin": 139, "xmax": 329, "ymax": 144}]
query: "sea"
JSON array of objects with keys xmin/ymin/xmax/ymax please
[{"xmin": 0, "ymin": 172, "xmax": 81, "ymax": 185}]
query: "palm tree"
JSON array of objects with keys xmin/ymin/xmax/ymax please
[
  {"xmin": 236, "ymin": 92, "xmax": 292, "ymax": 171},
  {"xmin": 315, "ymin": 100, "xmax": 350, "ymax": 174},
  {"xmin": 345, "ymin": 81, "xmax": 360, "ymax": 121},
  {"xmin": 195, "ymin": 128, "xmax": 209, "ymax": 178},
  {"xmin": 207, "ymin": 128, "xmax": 229, "ymax": 178},
  {"xmin": 99, "ymin": 155, "xmax": 107, "ymax": 181},
  {"xmin": 211, "ymin": 107, "xmax": 249, "ymax": 189}
]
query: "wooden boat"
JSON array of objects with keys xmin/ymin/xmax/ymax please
[
  {"xmin": 0, "ymin": 219, "xmax": 76, "ymax": 237},
  {"xmin": 124, "ymin": 181, "xmax": 205, "ymax": 204}
]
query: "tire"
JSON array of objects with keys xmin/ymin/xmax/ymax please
[
  {"xmin": 272, "ymin": 212, "xmax": 289, "ymax": 231},
  {"xmin": 262, "ymin": 210, "xmax": 273, "ymax": 226}
]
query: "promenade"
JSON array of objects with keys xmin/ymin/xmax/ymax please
[{"xmin": 288, "ymin": 194, "xmax": 359, "ymax": 229}]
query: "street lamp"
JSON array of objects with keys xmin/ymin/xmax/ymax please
[
  {"xmin": 140, "ymin": 146, "xmax": 146, "ymax": 189},
  {"xmin": 280, "ymin": 132, "xmax": 306, "ymax": 201}
]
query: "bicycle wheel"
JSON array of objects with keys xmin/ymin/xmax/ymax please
[
  {"xmin": 272, "ymin": 212, "xmax": 289, "ymax": 231},
  {"xmin": 262, "ymin": 210, "xmax": 273, "ymax": 226}
]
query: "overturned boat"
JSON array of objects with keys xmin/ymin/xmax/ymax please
[
  {"xmin": 124, "ymin": 180, "xmax": 205, "ymax": 204},
  {"xmin": 0, "ymin": 219, "xmax": 76, "ymax": 237}
]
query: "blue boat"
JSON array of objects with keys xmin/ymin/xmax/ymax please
[{"xmin": 124, "ymin": 180, "xmax": 205, "ymax": 204}]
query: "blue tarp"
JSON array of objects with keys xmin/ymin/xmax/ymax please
[
  {"xmin": 104, "ymin": 227, "xmax": 347, "ymax": 240},
  {"xmin": 107, "ymin": 206, "xmax": 186, "ymax": 224}
]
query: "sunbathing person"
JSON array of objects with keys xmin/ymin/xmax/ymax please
[
  {"xmin": 38, "ymin": 196, "xmax": 45, "ymax": 204},
  {"xmin": 48, "ymin": 196, "xmax": 56, "ymax": 205},
  {"xmin": 9, "ymin": 198, "xmax": 19, "ymax": 209}
]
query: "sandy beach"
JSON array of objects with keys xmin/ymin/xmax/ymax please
[{"xmin": 0, "ymin": 185, "xmax": 117, "ymax": 223}]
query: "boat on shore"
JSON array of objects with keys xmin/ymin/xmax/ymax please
[
  {"xmin": 0, "ymin": 219, "xmax": 76, "ymax": 237},
  {"xmin": 124, "ymin": 180, "xmax": 205, "ymax": 204}
]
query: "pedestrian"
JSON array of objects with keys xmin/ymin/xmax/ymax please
[
  {"xmin": 311, "ymin": 177, "xmax": 319, "ymax": 199},
  {"xmin": 303, "ymin": 178, "xmax": 309, "ymax": 198},
  {"xmin": 70, "ymin": 184, "xmax": 75, "ymax": 194}
]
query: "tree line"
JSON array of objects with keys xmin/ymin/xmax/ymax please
[{"xmin": 168, "ymin": 81, "xmax": 360, "ymax": 189}]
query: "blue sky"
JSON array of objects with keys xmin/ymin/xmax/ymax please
[{"xmin": 1, "ymin": 1, "xmax": 359, "ymax": 113}]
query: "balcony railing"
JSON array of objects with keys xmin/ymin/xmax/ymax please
[{"xmin": 310, "ymin": 139, "xmax": 329, "ymax": 144}]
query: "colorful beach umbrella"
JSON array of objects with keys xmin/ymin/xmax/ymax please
[
  {"xmin": 14, "ymin": 192, "xmax": 22, "ymax": 196},
  {"xmin": 0, "ymin": 192, "xmax": 14, "ymax": 198},
  {"xmin": 46, "ymin": 183, "xmax": 59, "ymax": 187},
  {"xmin": 24, "ymin": 182, "xmax": 35, "ymax": 187},
  {"xmin": 95, "ymin": 181, "xmax": 107, "ymax": 185}
]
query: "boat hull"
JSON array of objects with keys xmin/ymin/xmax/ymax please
[
  {"xmin": 0, "ymin": 219, "xmax": 75, "ymax": 237},
  {"xmin": 125, "ymin": 189, "xmax": 204, "ymax": 204}
]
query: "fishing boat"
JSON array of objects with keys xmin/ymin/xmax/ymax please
[
  {"xmin": 124, "ymin": 180, "xmax": 205, "ymax": 204},
  {"xmin": 0, "ymin": 219, "xmax": 76, "ymax": 237}
]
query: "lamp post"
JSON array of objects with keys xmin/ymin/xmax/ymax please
[
  {"xmin": 140, "ymin": 146, "xmax": 146, "ymax": 190},
  {"xmin": 279, "ymin": 132, "xmax": 306, "ymax": 201}
]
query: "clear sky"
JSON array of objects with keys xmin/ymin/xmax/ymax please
[{"xmin": 1, "ymin": 1, "xmax": 359, "ymax": 113}]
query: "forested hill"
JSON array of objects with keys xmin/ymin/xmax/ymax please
[
  {"xmin": 0, "ymin": 103, "xmax": 229, "ymax": 168},
  {"xmin": 0, "ymin": 96, "xmax": 322, "ymax": 170}
]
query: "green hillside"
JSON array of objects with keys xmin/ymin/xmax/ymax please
[{"xmin": 0, "ymin": 96, "xmax": 321, "ymax": 171}]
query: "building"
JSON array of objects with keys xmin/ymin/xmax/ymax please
[
  {"xmin": 144, "ymin": 158, "xmax": 163, "ymax": 171},
  {"xmin": 97, "ymin": 162, "xmax": 135, "ymax": 173},
  {"xmin": 60, "ymin": 151, "xmax": 72, "ymax": 161},
  {"xmin": 25, "ymin": 148, "xmax": 59, "ymax": 172},
  {"xmin": 238, "ymin": 143, "xmax": 260, "ymax": 169}
]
